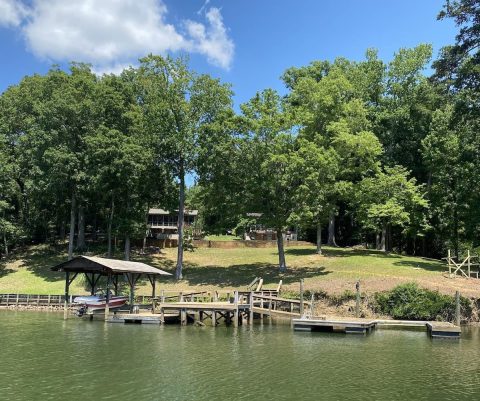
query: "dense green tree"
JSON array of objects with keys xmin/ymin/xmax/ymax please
[
  {"xmin": 136, "ymin": 55, "xmax": 233, "ymax": 279},
  {"xmin": 434, "ymin": 0, "xmax": 480, "ymax": 91},
  {"xmin": 284, "ymin": 58, "xmax": 383, "ymax": 246},
  {"xmin": 289, "ymin": 140, "xmax": 338, "ymax": 254},
  {"xmin": 0, "ymin": 135, "xmax": 17, "ymax": 256},
  {"xmin": 356, "ymin": 166, "xmax": 429, "ymax": 251},
  {"xmin": 234, "ymin": 89, "xmax": 300, "ymax": 272}
]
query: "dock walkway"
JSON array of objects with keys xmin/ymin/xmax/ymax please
[{"xmin": 292, "ymin": 317, "xmax": 461, "ymax": 338}]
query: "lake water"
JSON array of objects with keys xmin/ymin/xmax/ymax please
[{"xmin": 0, "ymin": 311, "xmax": 479, "ymax": 401}]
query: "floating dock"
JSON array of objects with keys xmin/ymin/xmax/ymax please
[
  {"xmin": 292, "ymin": 318, "xmax": 461, "ymax": 339},
  {"xmin": 107, "ymin": 311, "xmax": 179, "ymax": 324}
]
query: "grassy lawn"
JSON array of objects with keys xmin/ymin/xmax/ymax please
[{"xmin": 1, "ymin": 244, "xmax": 479, "ymax": 297}]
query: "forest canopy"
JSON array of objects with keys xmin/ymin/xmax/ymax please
[{"xmin": 1, "ymin": 0, "xmax": 479, "ymax": 272}]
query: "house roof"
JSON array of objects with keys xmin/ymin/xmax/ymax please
[
  {"xmin": 149, "ymin": 208, "xmax": 198, "ymax": 216},
  {"xmin": 51, "ymin": 256, "xmax": 172, "ymax": 276}
]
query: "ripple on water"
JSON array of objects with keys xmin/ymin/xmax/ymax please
[{"xmin": 0, "ymin": 311, "xmax": 479, "ymax": 401}]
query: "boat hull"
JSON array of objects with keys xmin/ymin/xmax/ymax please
[{"xmin": 74, "ymin": 295, "xmax": 128, "ymax": 314}]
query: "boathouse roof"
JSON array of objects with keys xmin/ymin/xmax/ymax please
[{"xmin": 51, "ymin": 256, "xmax": 172, "ymax": 276}]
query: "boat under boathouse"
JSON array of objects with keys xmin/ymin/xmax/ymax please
[{"xmin": 51, "ymin": 256, "xmax": 172, "ymax": 319}]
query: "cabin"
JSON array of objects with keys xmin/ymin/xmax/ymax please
[
  {"xmin": 244, "ymin": 213, "xmax": 298, "ymax": 241},
  {"xmin": 147, "ymin": 208, "xmax": 199, "ymax": 246}
]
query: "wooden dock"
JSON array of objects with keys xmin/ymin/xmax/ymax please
[
  {"xmin": 73, "ymin": 285, "xmax": 462, "ymax": 339},
  {"xmin": 158, "ymin": 301, "xmax": 251, "ymax": 326},
  {"xmin": 292, "ymin": 317, "xmax": 461, "ymax": 338},
  {"xmin": 107, "ymin": 312, "xmax": 179, "ymax": 324}
]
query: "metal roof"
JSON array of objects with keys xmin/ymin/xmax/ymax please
[
  {"xmin": 52, "ymin": 256, "xmax": 172, "ymax": 276},
  {"xmin": 149, "ymin": 208, "xmax": 198, "ymax": 216}
]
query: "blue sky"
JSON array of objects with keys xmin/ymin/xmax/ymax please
[{"xmin": 0, "ymin": 0, "xmax": 456, "ymax": 108}]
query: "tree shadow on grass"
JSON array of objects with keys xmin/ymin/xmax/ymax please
[
  {"xmin": 178, "ymin": 263, "xmax": 330, "ymax": 288},
  {"xmin": 0, "ymin": 261, "xmax": 14, "ymax": 278},
  {"xmin": 17, "ymin": 248, "xmax": 331, "ymax": 291},
  {"xmin": 286, "ymin": 247, "xmax": 403, "ymax": 259},
  {"xmin": 133, "ymin": 253, "xmax": 330, "ymax": 288},
  {"xmin": 392, "ymin": 260, "xmax": 445, "ymax": 273},
  {"xmin": 22, "ymin": 252, "xmax": 68, "ymax": 282}
]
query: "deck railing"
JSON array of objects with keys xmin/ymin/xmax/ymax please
[{"xmin": 0, "ymin": 294, "xmax": 80, "ymax": 307}]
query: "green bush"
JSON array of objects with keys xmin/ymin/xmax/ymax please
[{"xmin": 374, "ymin": 283, "xmax": 471, "ymax": 321}]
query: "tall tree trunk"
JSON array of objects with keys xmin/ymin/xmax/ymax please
[
  {"xmin": 387, "ymin": 223, "xmax": 392, "ymax": 252},
  {"xmin": 68, "ymin": 192, "xmax": 76, "ymax": 261},
  {"xmin": 124, "ymin": 235, "xmax": 130, "ymax": 261},
  {"xmin": 59, "ymin": 219, "xmax": 66, "ymax": 242},
  {"xmin": 175, "ymin": 164, "xmax": 185, "ymax": 280},
  {"xmin": 453, "ymin": 205, "xmax": 459, "ymax": 260},
  {"xmin": 316, "ymin": 223, "xmax": 322, "ymax": 255},
  {"xmin": 92, "ymin": 212, "xmax": 98, "ymax": 241},
  {"xmin": 453, "ymin": 178, "xmax": 459, "ymax": 260},
  {"xmin": 107, "ymin": 197, "xmax": 114, "ymax": 258},
  {"xmin": 3, "ymin": 231, "xmax": 8, "ymax": 257},
  {"xmin": 277, "ymin": 229, "xmax": 287, "ymax": 272},
  {"xmin": 380, "ymin": 222, "xmax": 387, "ymax": 252},
  {"xmin": 375, "ymin": 232, "xmax": 380, "ymax": 250},
  {"xmin": 77, "ymin": 204, "xmax": 86, "ymax": 251},
  {"xmin": 142, "ymin": 205, "xmax": 149, "ymax": 253},
  {"xmin": 327, "ymin": 211, "xmax": 337, "ymax": 246}
]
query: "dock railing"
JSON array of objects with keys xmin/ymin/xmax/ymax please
[{"xmin": 0, "ymin": 293, "xmax": 81, "ymax": 307}]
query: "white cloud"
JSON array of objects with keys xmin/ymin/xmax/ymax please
[
  {"xmin": 197, "ymin": 0, "xmax": 210, "ymax": 16},
  {"xmin": 0, "ymin": 0, "xmax": 234, "ymax": 71},
  {"xmin": 185, "ymin": 7, "xmax": 234, "ymax": 70},
  {"xmin": 0, "ymin": 0, "xmax": 29, "ymax": 27},
  {"xmin": 24, "ymin": 0, "xmax": 186, "ymax": 64}
]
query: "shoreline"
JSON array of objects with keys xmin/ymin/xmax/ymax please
[{"xmin": 2, "ymin": 302, "xmax": 478, "ymax": 326}]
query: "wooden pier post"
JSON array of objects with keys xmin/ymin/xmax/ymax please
[
  {"xmin": 249, "ymin": 291, "xmax": 254, "ymax": 324},
  {"xmin": 64, "ymin": 271, "xmax": 70, "ymax": 320},
  {"xmin": 233, "ymin": 290, "xmax": 239, "ymax": 327},
  {"xmin": 467, "ymin": 250, "xmax": 471, "ymax": 278},
  {"xmin": 355, "ymin": 281, "xmax": 360, "ymax": 318},
  {"xmin": 148, "ymin": 275, "xmax": 156, "ymax": 313},
  {"xmin": 113, "ymin": 275, "xmax": 119, "ymax": 295},
  {"xmin": 455, "ymin": 291, "xmax": 461, "ymax": 327},
  {"xmin": 260, "ymin": 296, "xmax": 264, "ymax": 321},
  {"xmin": 105, "ymin": 274, "xmax": 111, "ymax": 321},
  {"xmin": 181, "ymin": 308, "xmax": 187, "ymax": 326},
  {"xmin": 448, "ymin": 249, "xmax": 452, "ymax": 276},
  {"xmin": 299, "ymin": 279, "xmax": 304, "ymax": 316},
  {"xmin": 310, "ymin": 294, "xmax": 314, "ymax": 317}
]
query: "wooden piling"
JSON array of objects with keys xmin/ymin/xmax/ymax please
[
  {"xmin": 310, "ymin": 294, "xmax": 314, "ymax": 317},
  {"xmin": 233, "ymin": 291, "xmax": 239, "ymax": 327},
  {"xmin": 455, "ymin": 291, "xmax": 461, "ymax": 327},
  {"xmin": 64, "ymin": 271, "xmax": 70, "ymax": 320},
  {"xmin": 181, "ymin": 308, "xmax": 187, "ymax": 326},
  {"xmin": 355, "ymin": 281, "xmax": 360, "ymax": 318},
  {"xmin": 299, "ymin": 279, "xmax": 304, "ymax": 316},
  {"xmin": 448, "ymin": 249, "xmax": 452, "ymax": 276},
  {"xmin": 249, "ymin": 291, "xmax": 254, "ymax": 324},
  {"xmin": 105, "ymin": 274, "xmax": 111, "ymax": 321}
]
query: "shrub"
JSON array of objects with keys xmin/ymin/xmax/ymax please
[{"xmin": 374, "ymin": 283, "xmax": 471, "ymax": 321}]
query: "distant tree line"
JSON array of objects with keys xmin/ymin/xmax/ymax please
[{"xmin": 1, "ymin": 0, "xmax": 479, "ymax": 273}]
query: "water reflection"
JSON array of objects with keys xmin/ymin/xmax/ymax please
[{"xmin": 0, "ymin": 311, "xmax": 479, "ymax": 401}]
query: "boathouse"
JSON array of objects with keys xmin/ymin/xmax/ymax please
[{"xmin": 52, "ymin": 256, "xmax": 171, "ymax": 319}]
